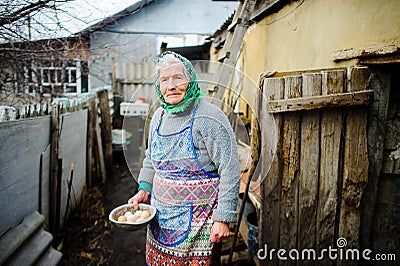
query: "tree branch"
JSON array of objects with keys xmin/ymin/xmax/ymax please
[{"xmin": 0, "ymin": 0, "xmax": 69, "ymax": 27}]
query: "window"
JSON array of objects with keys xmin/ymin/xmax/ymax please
[{"xmin": 17, "ymin": 58, "xmax": 87, "ymax": 95}]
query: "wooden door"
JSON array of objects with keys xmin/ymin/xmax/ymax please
[{"xmin": 258, "ymin": 67, "xmax": 373, "ymax": 265}]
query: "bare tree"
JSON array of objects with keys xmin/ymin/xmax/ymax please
[
  {"xmin": 0, "ymin": 0, "xmax": 89, "ymax": 107},
  {"xmin": 0, "ymin": 0, "xmax": 79, "ymax": 42}
]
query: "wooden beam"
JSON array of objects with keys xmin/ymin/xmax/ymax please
[
  {"xmin": 97, "ymin": 89, "xmax": 113, "ymax": 180},
  {"xmin": 267, "ymin": 90, "xmax": 373, "ymax": 113},
  {"xmin": 331, "ymin": 44, "xmax": 400, "ymax": 62},
  {"xmin": 211, "ymin": 0, "xmax": 255, "ymax": 104}
]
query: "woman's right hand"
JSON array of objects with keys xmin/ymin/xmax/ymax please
[{"xmin": 128, "ymin": 190, "xmax": 150, "ymax": 209}]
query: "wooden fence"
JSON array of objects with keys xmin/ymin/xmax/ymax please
[
  {"xmin": 0, "ymin": 89, "xmax": 113, "ymax": 236},
  {"xmin": 0, "ymin": 93, "xmax": 98, "ymax": 122},
  {"xmin": 257, "ymin": 66, "xmax": 376, "ymax": 265},
  {"xmin": 112, "ymin": 60, "xmax": 157, "ymax": 104}
]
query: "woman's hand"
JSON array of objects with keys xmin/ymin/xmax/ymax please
[
  {"xmin": 128, "ymin": 190, "xmax": 150, "ymax": 209},
  {"xmin": 210, "ymin": 221, "xmax": 230, "ymax": 243}
]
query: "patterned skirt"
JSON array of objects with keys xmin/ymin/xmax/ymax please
[{"xmin": 145, "ymin": 175, "xmax": 220, "ymax": 265}]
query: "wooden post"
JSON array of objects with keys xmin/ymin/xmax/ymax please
[
  {"xmin": 97, "ymin": 89, "xmax": 113, "ymax": 179},
  {"xmin": 113, "ymin": 94, "xmax": 123, "ymax": 129},
  {"xmin": 94, "ymin": 104, "xmax": 107, "ymax": 183},
  {"xmin": 112, "ymin": 58, "xmax": 123, "ymax": 129},
  {"xmin": 49, "ymin": 104, "xmax": 60, "ymax": 234},
  {"xmin": 86, "ymin": 99, "xmax": 95, "ymax": 188}
]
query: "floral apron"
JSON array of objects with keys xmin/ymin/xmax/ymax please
[{"xmin": 146, "ymin": 107, "xmax": 220, "ymax": 265}]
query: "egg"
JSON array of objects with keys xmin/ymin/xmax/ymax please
[
  {"xmin": 140, "ymin": 210, "xmax": 150, "ymax": 219},
  {"xmin": 127, "ymin": 215, "xmax": 137, "ymax": 222},
  {"xmin": 117, "ymin": 215, "xmax": 127, "ymax": 222},
  {"xmin": 124, "ymin": 211, "xmax": 133, "ymax": 217},
  {"xmin": 130, "ymin": 211, "xmax": 141, "ymax": 220}
]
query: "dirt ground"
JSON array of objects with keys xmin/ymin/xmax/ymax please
[{"xmin": 57, "ymin": 151, "xmax": 255, "ymax": 265}]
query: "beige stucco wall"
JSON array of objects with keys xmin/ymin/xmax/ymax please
[{"xmin": 242, "ymin": 0, "xmax": 400, "ymax": 81}]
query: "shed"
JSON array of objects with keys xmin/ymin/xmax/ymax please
[{"xmin": 211, "ymin": 0, "xmax": 400, "ymax": 264}]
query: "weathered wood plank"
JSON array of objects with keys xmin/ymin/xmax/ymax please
[
  {"xmin": 260, "ymin": 77, "xmax": 284, "ymax": 266},
  {"xmin": 97, "ymin": 90, "xmax": 113, "ymax": 179},
  {"xmin": 316, "ymin": 70, "xmax": 345, "ymax": 264},
  {"xmin": 339, "ymin": 67, "xmax": 370, "ymax": 256},
  {"xmin": 280, "ymin": 76, "xmax": 301, "ymax": 263},
  {"xmin": 94, "ymin": 110, "xmax": 107, "ymax": 183},
  {"xmin": 86, "ymin": 99, "xmax": 95, "ymax": 188},
  {"xmin": 298, "ymin": 73, "xmax": 321, "ymax": 264},
  {"xmin": 49, "ymin": 105, "xmax": 60, "ymax": 234},
  {"xmin": 330, "ymin": 44, "xmax": 400, "ymax": 62},
  {"xmin": 267, "ymin": 90, "xmax": 373, "ymax": 113}
]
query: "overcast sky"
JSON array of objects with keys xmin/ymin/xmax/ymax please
[
  {"xmin": 56, "ymin": 0, "xmax": 140, "ymax": 35},
  {"xmin": 6, "ymin": 0, "xmax": 236, "ymax": 41},
  {"xmin": 8, "ymin": 0, "xmax": 141, "ymax": 40}
]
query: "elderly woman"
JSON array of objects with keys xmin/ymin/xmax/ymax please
[{"xmin": 128, "ymin": 51, "xmax": 240, "ymax": 265}]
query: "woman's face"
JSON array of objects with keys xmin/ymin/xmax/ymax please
[{"xmin": 159, "ymin": 62, "xmax": 189, "ymax": 104}]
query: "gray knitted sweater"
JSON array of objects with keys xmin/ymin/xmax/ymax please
[{"xmin": 137, "ymin": 99, "xmax": 241, "ymax": 223}]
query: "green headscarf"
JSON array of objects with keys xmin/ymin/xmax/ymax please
[{"xmin": 155, "ymin": 51, "xmax": 204, "ymax": 113}]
